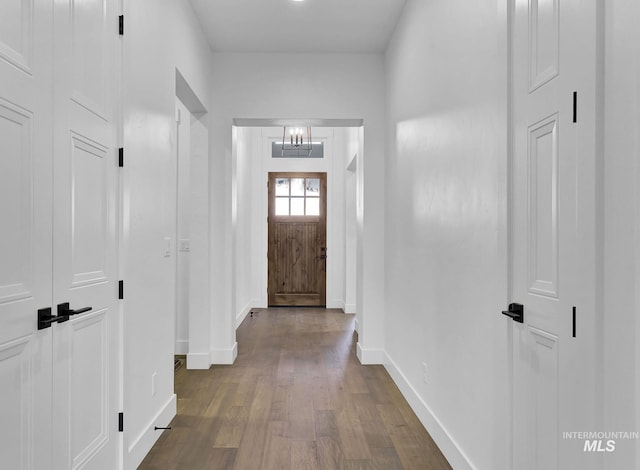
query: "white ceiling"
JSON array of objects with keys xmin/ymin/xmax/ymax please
[{"xmin": 188, "ymin": 0, "xmax": 406, "ymax": 53}]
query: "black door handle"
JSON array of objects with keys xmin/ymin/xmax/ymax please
[
  {"xmin": 38, "ymin": 307, "xmax": 69, "ymax": 330},
  {"xmin": 501, "ymin": 303, "xmax": 524, "ymax": 323},
  {"xmin": 58, "ymin": 302, "xmax": 92, "ymax": 317}
]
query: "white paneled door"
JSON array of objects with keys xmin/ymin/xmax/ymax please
[
  {"xmin": 51, "ymin": 0, "xmax": 120, "ymax": 468},
  {"xmin": 0, "ymin": 0, "xmax": 54, "ymax": 468},
  {"xmin": 0, "ymin": 0, "xmax": 121, "ymax": 468},
  {"xmin": 510, "ymin": 0, "xmax": 599, "ymax": 469}
]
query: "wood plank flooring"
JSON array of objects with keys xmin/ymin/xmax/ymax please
[{"xmin": 139, "ymin": 308, "xmax": 452, "ymax": 470}]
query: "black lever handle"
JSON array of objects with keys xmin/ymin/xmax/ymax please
[
  {"xmin": 38, "ymin": 307, "xmax": 69, "ymax": 330},
  {"xmin": 58, "ymin": 302, "xmax": 92, "ymax": 317},
  {"xmin": 501, "ymin": 303, "xmax": 524, "ymax": 323}
]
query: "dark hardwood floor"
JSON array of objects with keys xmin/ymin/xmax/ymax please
[{"xmin": 139, "ymin": 308, "xmax": 452, "ymax": 469}]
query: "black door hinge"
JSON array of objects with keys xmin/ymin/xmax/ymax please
[
  {"xmin": 118, "ymin": 412, "xmax": 124, "ymax": 432},
  {"xmin": 119, "ymin": 15, "xmax": 124, "ymax": 36},
  {"xmin": 118, "ymin": 148, "xmax": 124, "ymax": 167},
  {"xmin": 572, "ymin": 91, "xmax": 577, "ymax": 123},
  {"xmin": 119, "ymin": 280, "xmax": 124, "ymax": 300}
]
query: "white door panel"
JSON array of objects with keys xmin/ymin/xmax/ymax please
[
  {"xmin": 70, "ymin": 0, "xmax": 109, "ymax": 119},
  {"xmin": 68, "ymin": 133, "xmax": 110, "ymax": 288},
  {"xmin": 0, "ymin": 100, "xmax": 35, "ymax": 305},
  {"xmin": 527, "ymin": 114, "xmax": 559, "ymax": 301},
  {"xmin": 54, "ymin": 310, "xmax": 112, "ymax": 469},
  {"xmin": 0, "ymin": 336, "xmax": 42, "ymax": 470},
  {"xmin": 528, "ymin": 0, "xmax": 559, "ymax": 91},
  {"xmin": 0, "ymin": 0, "xmax": 34, "ymax": 74}
]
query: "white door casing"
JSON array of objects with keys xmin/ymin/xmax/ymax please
[
  {"xmin": 510, "ymin": 0, "xmax": 599, "ymax": 469},
  {"xmin": 175, "ymin": 99, "xmax": 191, "ymax": 356}
]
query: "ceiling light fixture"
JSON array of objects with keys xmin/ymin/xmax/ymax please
[{"xmin": 282, "ymin": 126, "xmax": 312, "ymax": 156}]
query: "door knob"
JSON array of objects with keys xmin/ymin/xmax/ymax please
[
  {"xmin": 57, "ymin": 302, "xmax": 92, "ymax": 317},
  {"xmin": 37, "ymin": 307, "xmax": 69, "ymax": 330},
  {"xmin": 501, "ymin": 303, "xmax": 524, "ymax": 323}
]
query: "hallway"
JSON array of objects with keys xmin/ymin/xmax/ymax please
[
  {"xmin": 140, "ymin": 309, "xmax": 451, "ymax": 469},
  {"xmin": 3, "ymin": 0, "xmax": 640, "ymax": 468}
]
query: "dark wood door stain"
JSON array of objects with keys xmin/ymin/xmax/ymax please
[{"xmin": 268, "ymin": 172, "xmax": 327, "ymax": 307}]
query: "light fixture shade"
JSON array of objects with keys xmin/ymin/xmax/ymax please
[{"xmin": 282, "ymin": 126, "xmax": 312, "ymax": 156}]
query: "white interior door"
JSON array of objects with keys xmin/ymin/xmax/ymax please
[
  {"xmin": 510, "ymin": 0, "xmax": 599, "ymax": 469},
  {"xmin": 1, "ymin": 0, "xmax": 120, "ymax": 468},
  {"xmin": 0, "ymin": 0, "xmax": 54, "ymax": 468},
  {"xmin": 51, "ymin": 0, "xmax": 120, "ymax": 468}
]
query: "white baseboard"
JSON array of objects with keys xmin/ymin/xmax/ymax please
[
  {"xmin": 344, "ymin": 303, "xmax": 356, "ymax": 314},
  {"xmin": 235, "ymin": 301, "xmax": 255, "ymax": 328},
  {"xmin": 354, "ymin": 317, "xmax": 360, "ymax": 334},
  {"xmin": 384, "ymin": 353, "xmax": 475, "ymax": 470},
  {"xmin": 127, "ymin": 394, "xmax": 176, "ymax": 470},
  {"xmin": 174, "ymin": 339, "xmax": 188, "ymax": 355},
  {"xmin": 186, "ymin": 352, "xmax": 210, "ymax": 370},
  {"xmin": 210, "ymin": 341, "xmax": 238, "ymax": 365},
  {"xmin": 356, "ymin": 342, "xmax": 385, "ymax": 364}
]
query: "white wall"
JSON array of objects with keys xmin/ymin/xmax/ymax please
[
  {"xmin": 603, "ymin": 1, "xmax": 640, "ymax": 468},
  {"xmin": 122, "ymin": 0, "xmax": 213, "ymax": 467},
  {"xmin": 209, "ymin": 53, "xmax": 386, "ymax": 365},
  {"xmin": 383, "ymin": 1, "xmax": 508, "ymax": 469}
]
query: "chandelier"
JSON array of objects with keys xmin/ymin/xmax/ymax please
[{"xmin": 282, "ymin": 126, "xmax": 312, "ymax": 156}]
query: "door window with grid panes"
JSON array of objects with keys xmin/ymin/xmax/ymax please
[{"xmin": 274, "ymin": 177, "xmax": 321, "ymax": 216}]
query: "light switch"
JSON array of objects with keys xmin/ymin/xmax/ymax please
[{"xmin": 179, "ymin": 239, "xmax": 190, "ymax": 252}]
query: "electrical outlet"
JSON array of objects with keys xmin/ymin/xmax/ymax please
[
  {"xmin": 422, "ymin": 362, "xmax": 428, "ymax": 383},
  {"xmin": 151, "ymin": 372, "xmax": 157, "ymax": 396}
]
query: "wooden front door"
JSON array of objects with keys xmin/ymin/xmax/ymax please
[{"xmin": 268, "ymin": 172, "xmax": 327, "ymax": 307}]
